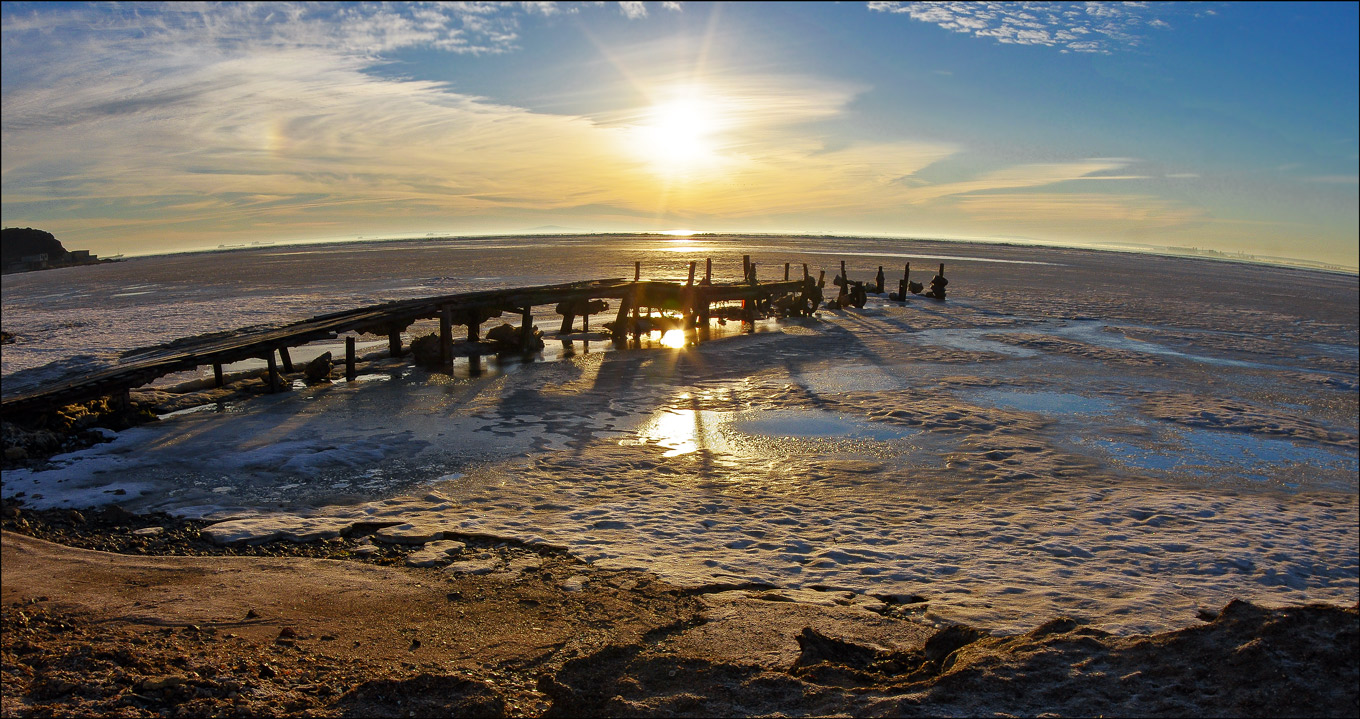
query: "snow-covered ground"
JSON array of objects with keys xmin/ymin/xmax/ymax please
[{"xmin": 3, "ymin": 236, "xmax": 1357, "ymax": 634}]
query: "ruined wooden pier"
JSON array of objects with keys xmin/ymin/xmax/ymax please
[{"xmin": 1, "ymin": 263, "xmax": 816, "ymax": 418}]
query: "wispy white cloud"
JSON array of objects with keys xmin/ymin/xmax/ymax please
[
  {"xmin": 954, "ymin": 192, "xmax": 1202, "ymax": 227},
  {"xmin": 618, "ymin": 2, "xmax": 649, "ymax": 19},
  {"xmin": 866, "ymin": 1, "xmax": 1189, "ymax": 54},
  {"xmin": 899, "ymin": 159, "xmax": 1141, "ymax": 203}
]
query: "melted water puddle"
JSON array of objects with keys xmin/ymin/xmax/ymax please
[{"xmin": 625, "ymin": 407, "xmax": 918, "ymax": 459}]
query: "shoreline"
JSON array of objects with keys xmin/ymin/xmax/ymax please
[{"xmin": 3, "ymin": 507, "xmax": 1357, "ymax": 717}]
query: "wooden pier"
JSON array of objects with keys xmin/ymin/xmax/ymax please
[{"xmin": 1, "ymin": 267, "xmax": 816, "ymax": 418}]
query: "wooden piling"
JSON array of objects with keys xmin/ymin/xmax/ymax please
[
  {"xmin": 345, "ymin": 336, "xmax": 356, "ymax": 381},
  {"xmin": 213, "ymin": 363, "xmax": 224, "ymax": 387},
  {"xmin": 687, "ymin": 261, "xmax": 697, "ymax": 286},
  {"xmin": 467, "ymin": 317, "xmax": 479, "ymax": 342},
  {"xmin": 440, "ymin": 306, "xmax": 453, "ymax": 367},
  {"xmin": 803, "ymin": 264, "xmax": 809, "ymax": 281},
  {"xmin": 388, "ymin": 328, "xmax": 403, "ymax": 357},
  {"xmin": 612, "ymin": 291, "xmax": 632, "ymax": 344},
  {"xmin": 784, "ymin": 262, "xmax": 790, "ymax": 281},
  {"xmin": 278, "ymin": 347, "xmax": 294, "ymax": 373},
  {"xmin": 266, "ymin": 353, "xmax": 280, "ymax": 393},
  {"xmin": 520, "ymin": 306, "xmax": 535, "ymax": 352},
  {"xmin": 634, "ymin": 261, "xmax": 641, "ymax": 282},
  {"xmin": 704, "ymin": 258, "xmax": 712, "ymax": 284}
]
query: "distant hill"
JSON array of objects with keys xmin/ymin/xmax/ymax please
[{"xmin": 1, "ymin": 227, "xmax": 67, "ymax": 263}]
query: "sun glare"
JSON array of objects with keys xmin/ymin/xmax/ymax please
[{"xmin": 631, "ymin": 89, "xmax": 726, "ymax": 176}]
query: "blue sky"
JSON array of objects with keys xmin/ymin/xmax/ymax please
[{"xmin": 2, "ymin": 2, "xmax": 1356, "ymax": 267}]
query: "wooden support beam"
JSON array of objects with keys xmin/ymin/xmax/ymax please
[
  {"xmin": 388, "ymin": 328, "xmax": 403, "ymax": 358},
  {"xmin": 440, "ymin": 306, "xmax": 453, "ymax": 368},
  {"xmin": 278, "ymin": 347, "xmax": 294, "ymax": 373},
  {"xmin": 467, "ymin": 318, "xmax": 479, "ymax": 343},
  {"xmin": 213, "ymin": 363, "xmax": 224, "ymax": 387},
  {"xmin": 266, "ymin": 353, "xmax": 280, "ymax": 393},
  {"xmin": 345, "ymin": 336, "xmax": 356, "ymax": 381},
  {"xmin": 784, "ymin": 262, "xmax": 790, "ymax": 281},
  {"xmin": 520, "ymin": 306, "xmax": 535, "ymax": 352},
  {"xmin": 612, "ymin": 291, "xmax": 632, "ymax": 345}
]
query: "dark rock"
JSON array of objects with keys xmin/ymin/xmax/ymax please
[
  {"xmin": 922, "ymin": 623, "xmax": 984, "ymax": 664},
  {"xmin": 304, "ymin": 352, "xmax": 333, "ymax": 383},
  {"xmin": 485, "ymin": 323, "xmax": 544, "ymax": 352},
  {"xmin": 408, "ymin": 333, "xmax": 443, "ymax": 368},
  {"xmin": 333, "ymin": 674, "xmax": 506, "ymax": 718},
  {"xmin": 791, "ymin": 627, "xmax": 879, "ymax": 671}
]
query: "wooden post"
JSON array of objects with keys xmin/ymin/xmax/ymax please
[
  {"xmin": 784, "ymin": 262, "xmax": 790, "ymax": 281},
  {"xmin": 748, "ymin": 262, "xmax": 757, "ymax": 285},
  {"xmin": 803, "ymin": 264, "xmax": 810, "ymax": 281},
  {"xmin": 345, "ymin": 336, "xmax": 356, "ymax": 381},
  {"xmin": 704, "ymin": 258, "xmax": 712, "ymax": 284},
  {"xmin": 213, "ymin": 363, "xmax": 224, "ymax": 387},
  {"xmin": 838, "ymin": 260, "xmax": 848, "ymax": 301},
  {"xmin": 685, "ymin": 261, "xmax": 697, "ymax": 329},
  {"xmin": 582, "ymin": 307, "xmax": 589, "ymax": 333},
  {"xmin": 612, "ymin": 292, "xmax": 632, "ymax": 344},
  {"xmin": 939, "ymin": 263, "xmax": 945, "ymax": 276},
  {"xmin": 520, "ymin": 306, "xmax": 535, "ymax": 352},
  {"xmin": 742, "ymin": 255, "xmax": 750, "ymax": 281},
  {"xmin": 388, "ymin": 327, "xmax": 403, "ymax": 357},
  {"xmin": 817, "ymin": 270, "xmax": 825, "ymax": 288},
  {"xmin": 278, "ymin": 347, "xmax": 294, "ymax": 373},
  {"xmin": 440, "ymin": 306, "xmax": 453, "ymax": 368},
  {"xmin": 469, "ymin": 353, "xmax": 482, "ymax": 376},
  {"xmin": 467, "ymin": 316, "xmax": 479, "ymax": 342},
  {"xmin": 634, "ymin": 261, "xmax": 641, "ymax": 282},
  {"xmin": 905, "ymin": 263, "xmax": 911, "ymax": 283},
  {"xmin": 266, "ymin": 353, "xmax": 280, "ymax": 393}
]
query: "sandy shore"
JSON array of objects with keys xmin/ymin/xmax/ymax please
[{"xmin": 3, "ymin": 511, "xmax": 1357, "ymax": 718}]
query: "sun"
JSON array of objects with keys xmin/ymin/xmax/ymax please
[{"xmin": 630, "ymin": 89, "xmax": 725, "ymax": 176}]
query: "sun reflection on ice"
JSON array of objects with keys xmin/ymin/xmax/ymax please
[
  {"xmin": 659, "ymin": 329, "xmax": 687, "ymax": 349},
  {"xmin": 625, "ymin": 408, "xmax": 728, "ymax": 457}
]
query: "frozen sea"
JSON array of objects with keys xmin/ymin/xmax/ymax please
[{"xmin": 2, "ymin": 234, "xmax": 1357, "ymax": 634}]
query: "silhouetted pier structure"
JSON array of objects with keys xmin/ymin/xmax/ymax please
[{"xmin": 0, "ymin": 262, "xmax": 825, "ymax": 417}]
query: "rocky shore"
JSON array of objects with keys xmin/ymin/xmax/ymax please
[{"xmin": 3, "ymin": 501, "xmax": 1357, "ymax": 718}]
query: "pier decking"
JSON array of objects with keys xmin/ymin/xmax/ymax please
[{"xmin": 1, "ymin": 268, "xmax": 816, "ymax": 417}]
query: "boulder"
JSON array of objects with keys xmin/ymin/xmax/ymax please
[{"xmin": 304, "ymin": 352, "xmax": 333, "ymax": 383}]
